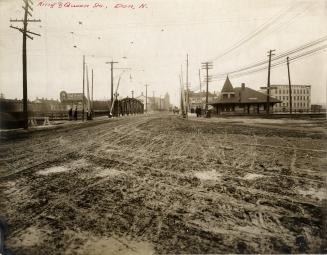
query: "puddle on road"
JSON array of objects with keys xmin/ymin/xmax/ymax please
[
  {"xmin": 194, "ymin": 169, "xmax": 221, "ymax": 181},
  {"xmin": 298, "ymin": 187, "xmax": 327, "ymax": 201},
  {"xmin": 37, "ymin": 166, "xmax": 70, "ymax": 176},
  {"xmin": 243, "ymin": 173, "xmax": 264, "ymax": 180}
]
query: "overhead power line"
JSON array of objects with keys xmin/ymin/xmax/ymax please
[
  {"xmin": 214, "ymin": 44, "xmax": 327, "ymax": 81},
  {"xmin": 208, "ymin": 3, "xmax": 299, "ymax": 62},
  {"xmin": 211, "ymin": 35, "xmax": 327, "ymax": 78},
  {"xmin": 193, "ymin": 44, "xmax": 327, "ymax": 91}
]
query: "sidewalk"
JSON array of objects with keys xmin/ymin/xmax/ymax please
[{"xmin": 0, "ymin": 116, "xmax": 113, "ymax": 138}]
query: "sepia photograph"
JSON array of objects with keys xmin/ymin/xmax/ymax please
[{"xmin": 0, "ymin": 0, "xmax": 326, "ymax": 254}]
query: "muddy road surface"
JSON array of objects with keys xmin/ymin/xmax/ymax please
[{"xmin": 1, "ymin": 114, "xmax": 326, "ymax": 254}]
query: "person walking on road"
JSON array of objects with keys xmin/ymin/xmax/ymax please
[
  {"xmin": 68, "ymin": 107, "xmax": 73, "ymax": 121},
  {"xmin": 74, "ymin": 106, "xmax": 78, "ymax": 120}
]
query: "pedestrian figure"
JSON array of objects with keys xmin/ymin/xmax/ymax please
[
  {"xmin": 195, "ymin": 107, "xmax": 200, "ymax": 117},
  {"xmin": 68, "ymin": 107, "xmax": 73, "ymax": 121},
  {"xmin": 74, "ymin": 107, "xmax": 78, "ymax": 120}
]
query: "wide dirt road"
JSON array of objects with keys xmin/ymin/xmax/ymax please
[{"xmin": 1, "ymin": 114, "xmax": 326, "ymax": 254}]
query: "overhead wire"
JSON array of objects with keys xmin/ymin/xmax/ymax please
[
  {"xmin": 208, "ymin": 3, "xmax": 300, "ymax": 62},
  {"xmin": 211, "ymin": 35, "xmax": 327, "ymax": 78}
]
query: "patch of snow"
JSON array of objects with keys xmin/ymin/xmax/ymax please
[
  {"xmin": 298, "ymin": 187, "xmax": 327, "ymax": 201},
  {"xmin": 37, "ymin": 166, "xmax": 70, "ymax": 175},
  {"xmin": 243, "ymin": 173, "xmax": 264, "ymax": 180},
  {"xmin": 194, "ymin": 170, "xmax": 221, "ymax": 181},
  {"xmin": 95, "ymin": 168, "xmax": 122, "ymax": 178},
  {"xmin": 75, "ymin": 235, "xmax": 154, "ymax": 255}
]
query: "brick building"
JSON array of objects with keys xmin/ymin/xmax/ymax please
[{"xmin": 268, "ymin": 85, "xmax": 311, "ymax": 112}]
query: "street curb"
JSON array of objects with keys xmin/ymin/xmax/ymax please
[{"xmin": 0, "ymin": 117, "xmax": 115, "ymax": 140}]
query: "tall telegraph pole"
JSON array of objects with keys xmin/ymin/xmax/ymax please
[
  {"xmin": 266, "ymin": 49, "xmax": 275, "ymax": 114},
  {"xmin": 91, "ymin": 68, "xmax": 94, "ymax": 118},
  {"xmin": 186, "ymin": 54, "xmax": 189, "ymax": 113},
  {"xmin": 199, "ymin": 69, "xmax": 202, "ymax": 92},
  {"xmin": 201, "ymin": 62, "xmax": 213, "ymax": 117},
  {"xmin": 10, "ymin": 0, "xmax": 41, "ymax": 129},
  {"xmin": 152, "ymin": 91, "xmax": 155, "ymax": 110},
  {"xmin": 106, "ymin": 60, "xmax": 118, "ymax": 114},
  {"xmin": 145, "ymin": 84, "xmax": 149, "ymax": 113},
  {"xmin": 82, "ymin": 56, "xmax": 85, "ymax": 121},
  {"xmin": 286, "ymin": 57, "xmax": 292, "ymax": 114}
]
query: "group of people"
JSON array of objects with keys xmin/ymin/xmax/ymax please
[
  {"xmin": 195, "ymin": 106, "xmax": 203, "ymax": 117},
  {"xmin": 68, "ymin": 107, "xmax": 78, "ymax": 121},
  {"xmin": 68, "ymin": 107, "xmax": 94, "ymax": 120}
]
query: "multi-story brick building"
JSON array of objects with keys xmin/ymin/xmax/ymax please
[{"xmin": 269, "ymin": 85, "xmax": 311, "ymax": 112}]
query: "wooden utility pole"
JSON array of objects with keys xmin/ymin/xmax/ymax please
[
  {"xmin": 286, "ymin": 57, "xmax": 292, "ymax": 114},
  {"xmin": 152, "ymin": 91, "xmax": 155, "ymax": 110},
  {"xmin": 160, "ymin": 95, "xmax": 162, "ymax": 111},
  {"xmin": 266, "ymin": 49, "xmax": 275, "ymax": 114},
  {"xmin": 105, "ymin": 60, "xmax": 118, "ymax": 115},
  {"xmin": 92, "ymin": 69, "xmax": 94, "ymax": 117},
  {"xmin": 82, "ymin": 55, "xmax": 85, "ymax": 121},
  {"xmin": 10, "ymin": 0, "xmax": 41, "ymax": 129},
  {"xmin": 199, "ymin": 69, "xmax": 202, "ymax": 92},
  {"xmin": 201, "ymin": 62, "xmax": 213, "ymax": 117},
  {"xmin": 180, "ymin": 66, "xmax": 187, "ymax": 119},
  {"xmin": 145, "ymin": 84, "xmax": 149, "ymax": 113},
  {"xmin": 186, "ymin": 54, "xmax": 190, "ymax": 113}
]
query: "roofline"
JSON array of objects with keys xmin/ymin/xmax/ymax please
[{"xmin": 270, "ymin": 84, "xmax": 311, "ymax": 87}]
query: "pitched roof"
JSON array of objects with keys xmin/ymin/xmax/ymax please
[
  {"xmin": 221, "ymin": 76, "xmax": 234, "ymax": 93},
  {"xmin": 211, "ymin": 86, "xmax": 281, "ymax": 104}
]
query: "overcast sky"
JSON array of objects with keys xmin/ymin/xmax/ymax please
[{"xmin": 0, "ymin": 0, "xmax": 326, "ymax": 105}]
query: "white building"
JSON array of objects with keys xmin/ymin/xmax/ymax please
[{"xmin": 269, "ymin": 85, "xmax": 311, "ymax": 112}]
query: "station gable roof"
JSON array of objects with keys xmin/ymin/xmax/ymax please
[
  {"xmin": 211, "ymin": 86, "xmax": 281, "ymax": 105},
  {"xmin": 221, "ymin": 76, "xmax": 234, "ymax": 93}
]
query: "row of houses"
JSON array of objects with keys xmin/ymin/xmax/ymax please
[{"xmin": 188, "ymin": 76, "xmax": 314, "ymax": 114}]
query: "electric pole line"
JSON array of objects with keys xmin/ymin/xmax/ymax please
[
  {"xmin": 199, "ymin": 69, "xmax": 202, "ymax": 92},
  {"xmin": 10, "ymin": 0, "xmax": 41, "ymax": 129},
  {"xmin": 82, "ymin": 55, "xmax": 85, "ymax": 121},
  {"xmin": 91, "ymin": 69, "xmax": 94, "ymax": 118},
  {"xmin": 145, "ymin": 84, "xmax": 149, "ymax": 113},
  {"xmin": 105, "ymin": 60, "xmax": 119, "ymax": 116},
  {"xmin": 186, "ymin": 54, "xmax": 190, "ymax": 114},
  {"xmin": 201, "ymin": 62, "xmax": 213, "ymax": 117},
  {"xmin": 266, "ymin": 49, "xmax": 276, "ymax": 114},
  {"xmin": 286, "ymin": 56, "xmax": 292, "ymax": 114},
  {"xmin": 160, "ymin": 95, "xmax": 162, "ymax": 111},
  {"xmin": 152, "ymin": 91, "xmax": 155, "ymax": 110}
]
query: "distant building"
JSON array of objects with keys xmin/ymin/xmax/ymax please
[
  {"xmin": 137, "ymin": 92, "xmax": 171, "ymax": 111},
  {"xmin": 188, "ymin": 90, "xmax": 216, "ymax": 111},
  {"xmin": 268, "ymin": 85, "xmax": 311, "ymax": 112},
  {"xmin": 33, "ymin": 97, "xmax": 62, "ymax": 111},
  {"xmin": 163, "ymin": 93, "xmax": 171, "ymax": 111},
  {"xmin": 311, "ymin": 104, "xmax": 323, "ymax": 113},
  {"xmin": 210, "ymin": 76, "xmax": 280, "ymax": 114},
  {"xmin": 60, "ymin": 90, "xmax": 88, "ymax": 111},
  {"xmin": 135, "ymin": 92, "xmax": 147, "ymax": 110}
]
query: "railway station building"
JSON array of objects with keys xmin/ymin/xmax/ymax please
[{"xmin": 210, "ymin": 76, "xmax": 280, "ymax": 115}]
